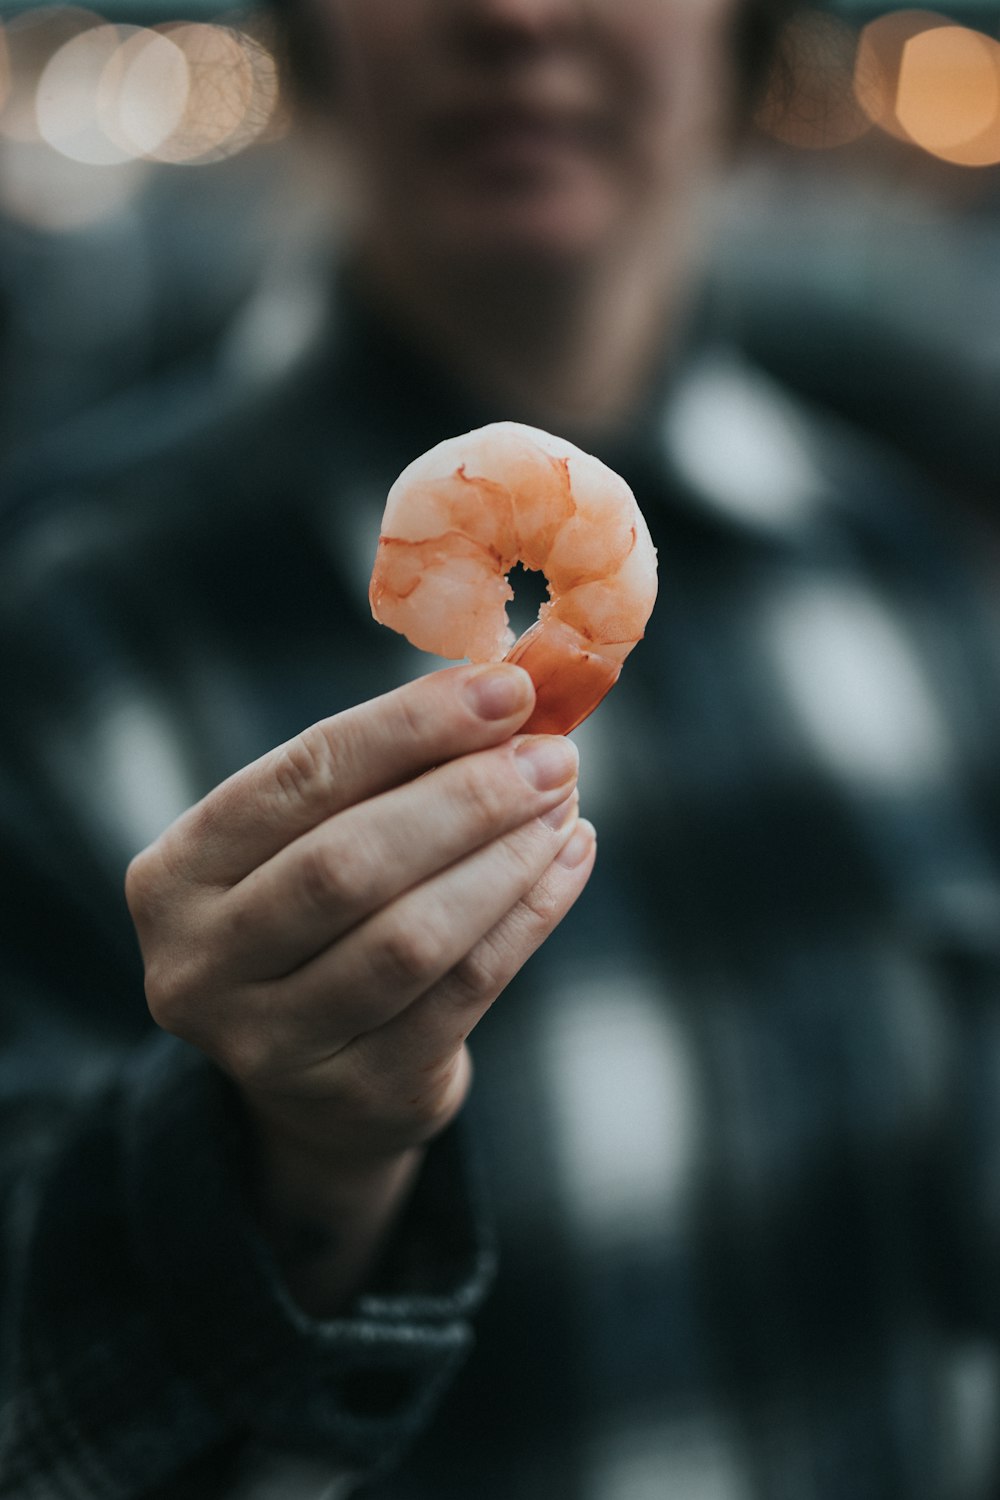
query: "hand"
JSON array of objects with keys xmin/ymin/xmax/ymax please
[{"xmin": 125, "ymin": 663, "xmax": 595, "ymax": 1308}]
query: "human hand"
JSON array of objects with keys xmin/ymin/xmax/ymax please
[{"xmin": 125, "ymin": 664, "xmax": 594, "ymax": 1306}]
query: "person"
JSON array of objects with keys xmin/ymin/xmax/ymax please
[{"xmin": 3, "ymin": 0, "xmax": 1000, "ymax": 1496}]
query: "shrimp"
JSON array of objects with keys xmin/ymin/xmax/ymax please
[{"xmin": 369, "ymin": 421, "xmax": 658, "ymax": 735}]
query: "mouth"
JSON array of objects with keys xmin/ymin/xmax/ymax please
[{"xmin": 428, "ymin": 102, "xmax": 609, "ymax": 180}]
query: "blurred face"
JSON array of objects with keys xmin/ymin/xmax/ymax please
[{"xmin": 307, "ymin": 0, "xmax": 741, "ymax": 279}]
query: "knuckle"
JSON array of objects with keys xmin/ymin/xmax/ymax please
[
  {"xmin": 124, "ymin": 846, "xmax": 156, "ymax": 920},
  {"xmin": 519, "ymin": 876, "xmax": 564, "ymax": 928},
  {"xmin": 297, "ymin": 837, "xmax": 363, "ymax": 916},
  {"xmin": 126, "ymin": 817, "xmax": 210, "ymax": 914},
  {"xmin": 125, "ymin": 837, "xmax": 185, "ymax": 920},
  {"xmin": 444, "ymin": 879, "xmax": 565, "ymax": 1011},
  {"xmin": 216, "ymin": 1026, "xmax": 277, "ymax": 1086},
  {"xmin": 456, "ymin": 758, "xmax": 510, "ymax": 831},
  {"xmin": 273, "ymin": 724, "xmax": 343, "ymax": 816},
  {"xmin": 143, "ymin": 953, "xmax": 197, "ymax": 1034},
  {"xmin": 374, "ymin": 913, "xmax": 445, "ymax": 990},
  {"xmin": 392, "ymin": 686, "xmax": 429, "ymax": 745},
  {"xmin": 216, "ymin": 894, "xmax": 259, "ymax": 953},
  {"xmin": 143, "ymin": 946, "xmax": 224, "ymax": 1045},
  {"xmin": 500, "ymin": 829, "xmax": 546, "ymax": 891},
  {"xmin": 446, "ymin": 941, "xmax": 504, "ymax": 1008},
  {"xmin": 387, "ymin": 673, "xmax": 470, "ymax": 754},
  {"xmin": 149, "ymin": 974, "xmax": 277, "ymax": 1084},
  {"xmin": 406, "ymin": 1051, "xmax": 471, "ymax": 1133},
  {"xmin": 172, "ymin": 803, "xmax": 218, "ymax": 875}
]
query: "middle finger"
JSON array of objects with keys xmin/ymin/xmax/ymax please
[
  {"xmin": 265, "ymin": 790, "xmax": 582, "ymax": 1063},
  {"xmin": 218, "ymin": 734, "xmax": 579, "ymax": 978}
]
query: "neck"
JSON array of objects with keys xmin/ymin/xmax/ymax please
[{"xmin": 360, "ymin": 236, "xmax": 694, "ymax": 442}]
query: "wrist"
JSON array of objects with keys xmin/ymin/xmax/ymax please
[{"xmin": 242, "ymin": 1094, "xmax": 426, "ymax": 1315}]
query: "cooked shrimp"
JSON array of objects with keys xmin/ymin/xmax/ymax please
[{"xmin": 369, "ymin": 421, "xmax": 658, "ymax": 735}]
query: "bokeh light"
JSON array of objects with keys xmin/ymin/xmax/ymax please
[
  {"xmin": 3, "ymin": 0, "xmax": 995, "ymax": 244},
  {"xmin": 151, "ymin": 22, "xmax": 279, "ymax": 164},
  {"xmin": 853, "ymin": 9, "xmax": 947, "ymax": 140},
  {"xmin": 0, "ymin": 7, "xmax": 281, "ymax": 170},
  {"xmin": 853, "ymin": 8, "xmax": 1000, "ymax": 167},
  {"xmin": 0, "ymin": 6, "xmax": 103, "ymax": 144},
  {"xmin": 36, "ymin": 23, "xmax": 136, "ymax": 164},
  {"xmin": 895, "ymin": 25, "xmax": 1000, "ymax": 166},
  {"xmin": 0, "ymin": 8, "xmax": 286, "ymax": 228},
  {"xmin": 756, "ymin": 9, "xmax": 873, "ymax": 151},
  {"xmin": 754, "ymin": 6, "xmax": 1000, "ymax": 172},
  {"xmin": 103, "ymin": 26, "xmax": 190, "ymax": 159}
]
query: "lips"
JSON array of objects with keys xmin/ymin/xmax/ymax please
[{"xmin": 428, "ymin": 101, "xmax": 608, "ymax": 178}]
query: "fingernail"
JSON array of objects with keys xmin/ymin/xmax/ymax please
[
  {"xmin": 515, "ymin": 736, "xmax": 579, "ymax": 792},
  {"xmin": 465, "ymin": 666, "xmax": 532, "ymax": 721},
  {"xmin": 539, "ymin": 791, "xmax": 578, "ymax": 831},
  {"xmin": 556, "ymin": 819, "xmax": 596, "ymax": 869}
]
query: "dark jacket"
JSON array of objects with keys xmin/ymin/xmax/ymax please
[{"xmin": 3, "ymin": 284, "xmax": 1000, "ymax": 1499}]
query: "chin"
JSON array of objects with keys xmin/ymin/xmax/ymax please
[{"xmin": 433, "ymin": 185, "xmax": 623, "ymax": 276}]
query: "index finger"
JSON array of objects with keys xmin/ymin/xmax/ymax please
[{"xmin": 160, "ymin": 663, "xmax": 536, "ymax": 887}]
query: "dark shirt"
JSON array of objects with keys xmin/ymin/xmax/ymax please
[{"xmin": 3, "ymin": 281, "xmax": 1000, "ymax": 1499}]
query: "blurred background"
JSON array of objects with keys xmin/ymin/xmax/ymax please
[{"xmin": 0, "ymin": 0, "xmax": 996, "ymax": 502}]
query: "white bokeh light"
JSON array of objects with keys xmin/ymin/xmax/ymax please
[
  {"xmin": 766, "ymin": 581, "xmax": 952, "ymax": 789},
  {"xmin": 102, "ymin": 26, "xmax": 189, "ymax": 158},
  {"xmin": 36, "ymin": 23, "xmax": 133, "ymax": 164}
]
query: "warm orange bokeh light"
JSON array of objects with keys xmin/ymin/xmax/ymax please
[
  {"xmin": 854, "ymin": 9, "xmax": 950, "ymax": 139},
  {"xmin": 896, "ymin": 25, "xmax": 1000, "ymax": 165},
  {"xmin": 854, "ymin": 9, "xmax": 1000, "ymax": 166}
]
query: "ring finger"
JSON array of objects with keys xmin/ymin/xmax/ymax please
[
  {"xmin": 251, "ymin": 794, "xmax": 582, "ymax": 1071},
  {"xmin": 219, "ymin": 735, "xmax": 579, "ymax": 978}
]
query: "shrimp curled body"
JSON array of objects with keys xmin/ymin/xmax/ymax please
[{"xmin": 369, "ymin": 421, "xmax": 658, "ymax": 735}]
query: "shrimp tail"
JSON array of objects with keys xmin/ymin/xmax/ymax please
[{"xmin": 504, "ymin": 618, "xmax": 620, "ymax": 736}]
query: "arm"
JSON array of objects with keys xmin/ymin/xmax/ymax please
[{"xmin": 1, "ymin": 662, "xmax": 594, "ymax": 1496}]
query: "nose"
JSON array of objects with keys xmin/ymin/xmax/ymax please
[{"xmin": 448, "ymin": 0, "xmax": 585, "ymax": 53}]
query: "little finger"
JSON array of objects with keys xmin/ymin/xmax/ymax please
[{"xmin": 344, "ymin": 819, "xmax": 598, "ymax": 1093}]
